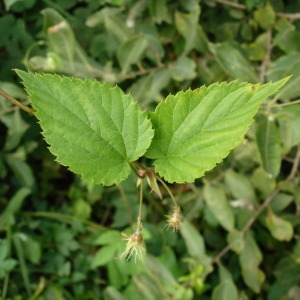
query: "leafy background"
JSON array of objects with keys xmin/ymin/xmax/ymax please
[{"xmin": 1, "ymin": 0, "xmax": 300, "ymax": 299}]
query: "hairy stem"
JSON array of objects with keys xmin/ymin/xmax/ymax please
[
  {"xmin": 156, "ymin": 176, "xmax": 178, "ymax": 207},
  {"xmin": 0, "ymin": 88, "xmax": 35, "ymax": 115}
]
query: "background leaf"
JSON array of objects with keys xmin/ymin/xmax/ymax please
[
  {"xmin": 180, "ymin": 221, "xmax": 205, "ymax": 257},
  {"xmin": 209, "ymin": 42, "xmax": 259, "ymax": 82},
  {"xmin": 212, "ymin": 279, "xmax": 238, "ymax": 300},
  {"xmin": 256, "ymin": 115, "xmax": 281, "ymax": 177},
  {"xmin": 117, "ymin": 34, "xmax": 148, "ymax": 73},
  {"xmin": 265, "ymin": 210, "xmax": 294, "ymax": 241},
  {"xmin": 267, "ymin": 54, "xmax": 300, "ymax": 100},
  {"xmin": 239, "ymin": 232, "xmax": 265, "ymax": 293},
  {"xmin": 16, "ymin": 71, "xmax": 154, "ymax": 186},
  {"xmin": 169, "ymin": 56, "xmax": 197, "ymax": 81},
  {"xmin": 146, "ymin": 79, "xmax": 287, "ymax": 183},
  {"xmin": 203, "ymin": 184, "xmax": 234, "ymax": 231}
]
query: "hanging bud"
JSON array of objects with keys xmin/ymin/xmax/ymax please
[
  {"xmin": 116, "ymin": 219, "xmax": 145, "ymax": 263},
  {"xmin": 146, "ymin": 169, "xmax": 162, "ymax": 199},
  {"xmin": 165, "ymin": 206, "xmax": 183, "ymax": 232}
]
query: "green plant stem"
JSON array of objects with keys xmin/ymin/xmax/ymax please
[
  {"xmin": 213, "ymin": 0, "xmax": 246, "ymax": 9},
  {"xmin": 271, "ymin": 99, "xmax": 300, "ymax": 107},
  {"xmin": 25, "ymin": 211, "xmax": 104, "ymax": 231},
  {"xmin": 155, "ymin": 176, "xmax": 178, "ymax": 207},
  {"xmin": 28, "ymin": 277, "xmax": 46, "ymax": 300},
  {"xmin": 2, "ymin": 227, "xmax": 12, "ymax": 300},
  {"xmin": 138, "ymin": 180, "xmax": 143, "ymax": 219},
  {"xmin": 136, "ymin": 180, "xmax": 144, "ymax": 231},
  {"xmin": 13, "ymin": 234, "xmax": 31, "ymax": 296},
  {"xmin": 0, "ymin": 88, "xmax": 35, "ymax": 115}
]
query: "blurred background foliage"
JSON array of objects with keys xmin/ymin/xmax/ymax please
[{"xmin": 1, "ymin": 0, "xmax": 300, "ymax": 299}]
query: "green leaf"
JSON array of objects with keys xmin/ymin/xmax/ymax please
[
  {"xmin": 212, "ymin": 279, "xmax": 238, "ymax": 300},
  {"xmin": 251, "ymin": 168, "xmax": 276, "ymax": 198},
  {"xmin": 209, "ymin": 42, "xmax": 259, "ymax": 83},
  {"xmin": 2, "ymin": 187, "xmax": 31, "ymax": 218},
  {"xmin": 91, "ymin": 245, "xmax": 118, "ymax": 268},
  {"xmin": 239, "ymin": 233, "xmax": 265, "ymax": 293},
  {"xmin": 103, "ymin": 286, "xmax": 126, "ymax": 300},
  {"xmin": 275, "ymin": 257, "xmax": 300, "ymax": 290},
  {"xmin": 149, "ymin": 0, "xmax": 170, "ymax": 24},
  {"xmin": 180, "ymin": 221, "xmax": 205, "ymax": 257},
  {"xmin": 41, "ymin": 8, "xmax": 76, "ymax": 63},
  {"xmin": 94, "ymin": 230, "xmax": 121, "ymax": 245},
  {"xmin": 270, "ymin": 193, "xmax": 294, "ymax": 212},
  {"xmin": 86, "ymin": 7, "xmax": 121, "ymax": 27},
  {"xmin": 105, "ymin": 15, "xmax": 131, "ymax": 44},
  {"xmin": 174, "ymin": 6, "xmax": 200, "ymax": 54},
  {"xmin": 254, "ymin": 3, "xmax": 276, "ymax": 30},
  {"xmin": 267, "ymin": 54, "xmax": 300, "ymax": 100},
  {"xmin": 2, "ymin": 109, "xmax": 29, "ymax": 151},
  {"xmin": 117, "ymin": 35, "xmax": 148, "ymax": 73},
  {"xmin": 256, "ymin": 115, "xmax": 281, "ymax": 178},
  {"xmin": 265, "ymin": 210, "xmax": 294, "ymax": 241},
  {"xmin": 227, "ymin": 230, "xmax": 245, "ymax": 253},
  {"xmin": 203, "ymin": 185, "xmax": 234, "ymax": 232},
  {"xmin": 146, "ymin": 79, "xmax": 288, "ymax": 183},
  {"xmin": 169, "ymin": 56, "xmax": 196, "ymax": 81},
  {"xmin": 71, "ymin": 198, "xmax": 91, "ymax": 220},
  {"xmin": 278, "ymin": 105, "xmax": 300, "ymax": 153},
  {"xmin": 225, "ymin": 169, "xmax": 257, "ymax": 204},
  {"xmin": 218, "ymin": 264, "xmax": 233, "ymax": 282},
  {"xmin": 5, "ymin": 157, "xmax": 34, "ymax": 188},
  {"xmin": 17, "ymin": 71, "xmax": 154, "ymax": 186}
]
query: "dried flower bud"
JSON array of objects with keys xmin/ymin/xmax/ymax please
[
  {"xmin": 165, "ymin": 206, "xmax": 183, "ymax": 232},
  {"xmin": 116, "ymin": 223, "xmax": 145, "ymax": 263}
]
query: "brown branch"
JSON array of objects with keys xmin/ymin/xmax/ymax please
[
  {"xmin": 259, "ymin": 29, "xmax": 273, "ymax": 82},
  {"xmin": 212, "ymin": 146, "xmax": 300, "ymax": 263},
  {"xmin": 213, "ymin": 0, "xmax": 246, "ymax": 9},
  {"xmin": 287, "ymin": 146, "xmax": 300, "ymax": 181},
  {"xmin": 212, "ymin": 1, "xmax": 300, "ymax": 23},
  {"xmin": 0, "ymin": 88, "xmax": 35, "ymax": 115},
  {"xmin": 277, "ymin": 12, "xmax": 300, "ymax": 22},
  {"xmin": 118, "ymin": 64, "xmax": 166, "ymax": 80},
  {"xmin": 212, "ymin": 188, "xmax": 280, "ymax": 264}
]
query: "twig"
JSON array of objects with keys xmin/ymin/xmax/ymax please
[
  {"xmin": 241, "ymin": 188, "xmax": 279, "ymax": 233},
  {"xmin": 213, "ymin": 188, "xmax": 280, "ymax": 264},
  {"xmin": 118, "ymin": 64, "xmax": 166, "ymax": 80},
  {"xmin": 272, "ymin": 99, "xmax": 300, "ymax": 107},
  {"xmin": 259, "ymin": 29, "xmax": 273, "ymax": 83},
  {"xmin": 287, "ymin": 146, "xmax": 300, "ymax": 181},
  {"xmin": 277, "ymin": 12, "xmax": 300, "ymax": 22},
  {"xmin": 0, "ymin": 88, "xmax": 35, "ymax": 115},
  {"xmin": 213, "ymin": 0, "xmax": 246, "ymax": 9},
  {"xmin": 212, "ymin": 1, "xmax": 300, "ymax": 23},
  {"xmin": 213, "ymin": 144, "xmax": 300, "ymax": 263}
]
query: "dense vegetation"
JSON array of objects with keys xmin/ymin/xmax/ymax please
[{"xmin": 1, "ymin": 0, "xmax": 300, "ymax": 299}]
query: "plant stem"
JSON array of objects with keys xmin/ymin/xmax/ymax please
[
  {"xmin": 213, "ymin": 146, "xmax": 300, "ymax": 264},
  {"xmin": 213, "ymin": 0, "xmax": 246, "ymax": 9},
  {"xmin": 155, "ymin": 176, "xmax": 178, "ymax": 207},
  {"xmin": 138, "ymin": 180, "xmax": 143, "ymax": 223},
  {"xmin": 0, "ymin": 88, "xmax": 35, "ymax": 115},
  {"xmin": 259, "ymin": 29, "xmax": 273, "ymax": 82}
]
